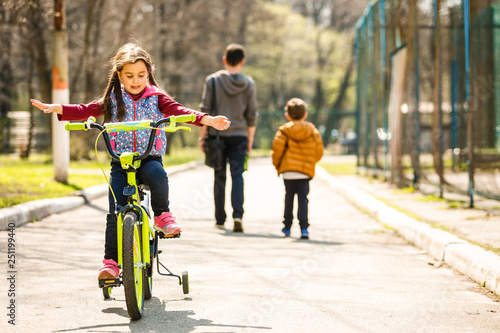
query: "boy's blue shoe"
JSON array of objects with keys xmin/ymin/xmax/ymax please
[
  {"xmin": 300, "ymin": 229, "xmax": 309, "ymax": 240},
  {"xmin": 282, "ymin": 228, "xmax": 291, "ymax": 237}
]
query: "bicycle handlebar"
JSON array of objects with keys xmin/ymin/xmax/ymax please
[
  {"xmin": 65, "ymin": 114, "xmax": 197, "ymax": 162},
  {"xmin": 65, "ymin": 122, "xmax": 88, "ymax": 131}
]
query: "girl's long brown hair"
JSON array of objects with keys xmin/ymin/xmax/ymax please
[{"xmin": 101, "ymin": 43, "xmax": 163, "ymax": 123}]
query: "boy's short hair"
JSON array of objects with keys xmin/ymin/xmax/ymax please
[
  {"xmin": 225, "ymin": 43, "xmax": 245, "ymax": 66},
  {"xmin": 285, "ymin": 98, "xmax": 307, "ymax": 120}
]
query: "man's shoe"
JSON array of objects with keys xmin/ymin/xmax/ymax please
[
  {"xmin": 98, "ymin": 259, "xmax": 119, "ymax": 280},
  {"xmin": 282, "ymin": 228, "xmax": 291, "ymax": 237},
  {"xmin": 154, "ymin": 212, "xmax": 181, "ymax": 236},
  {"xmin": 215, "ymin": 223, "xmax": 225, "ymax": 230},
  {"xmin": 300, "ymin": 229, "xmax": 309, "ymax": 240},
  {"xmin": 233, "ymin": 218, "xmax": 243, "ymax": 232}
]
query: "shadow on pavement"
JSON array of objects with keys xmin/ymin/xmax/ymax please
[
  {"xmin": 292, "ymin": 238, "xmax": 343, "ymax": 246},
  {"xmin": 218, "ymin": 230, "xmax": 343, "ymax": 246},
  {"xmin": 55, "ymin": 296, "xmax": 272, "ymax": 332},
  {"xmin": 220, "ymin": 230, "xmax": 285, "ymax": 239},
  {"xmin": 83, "ymin": 202, "xmax": 108, "ymax": 214}
]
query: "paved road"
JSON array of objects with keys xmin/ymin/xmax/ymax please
[{"xmin": 2, "ymin": 159, "xmax": 500, "ymax": 332}]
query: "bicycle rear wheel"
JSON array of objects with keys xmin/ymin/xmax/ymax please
[{"xmin": 122, "ymin": 212, "xmax": 145, "ymax": 320}]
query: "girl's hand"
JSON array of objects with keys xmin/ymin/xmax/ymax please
[
  {"xmin": 30, "ymin": 99, "xmax": 63, "ymax": 115},
  {"xmin": 201, "ymin": 115, "xmax": 231, "ymax": 131}
]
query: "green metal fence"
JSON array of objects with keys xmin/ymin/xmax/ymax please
[{"xmin": 355, "ymin": 0, "xmax": 500, "ymax": 206}]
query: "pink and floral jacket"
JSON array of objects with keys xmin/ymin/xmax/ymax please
[
  {"xmin": 109, "ymin": 86, "xmax": 167, "ymax": 155},
  {"xmin": 59, "ymin": 84, "xmax": 206, "ymax": 156}
]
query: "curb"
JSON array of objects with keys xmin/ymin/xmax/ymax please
[
  {"xmin": 316, "ymin": 166, "xmax": 500, "ymax": 296},
  {"xmin": 0, "ymin": 161, "xmax": 199, "ymax": 231}
]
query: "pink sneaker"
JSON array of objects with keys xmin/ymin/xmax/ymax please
[
  {"xmin": 154, "ymin": 212, "xmax": 181, "ymax": 236},
  {"xmin": 98, "ymin": 259, "xmax": 119, "ymax": 280}
]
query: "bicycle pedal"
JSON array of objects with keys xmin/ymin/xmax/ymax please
[
  {"xmin": 99, "ymin": 278, "xmax": 122, "ymax": 288},
  {"xmin": 157, "ymin": 232, "xmax": 181, "ymax": 239}
]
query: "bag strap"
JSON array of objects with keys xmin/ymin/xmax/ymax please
[
  {"xmin": 211, "ymin": 77, "xmax": 220, "ymax": 139},
  {"xmin": 211, "ymin": 77, "xmax": 217, "ymax": 116}
]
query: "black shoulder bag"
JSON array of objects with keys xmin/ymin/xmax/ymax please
[{"xmin": 204, "ymin": 77, "xmax": 226, "ymax": 171}]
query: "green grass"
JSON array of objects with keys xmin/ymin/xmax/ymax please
[
  {"xmin": 319, "ymin": 160, "xmax": 357, "ymax": 175},
  {"xmin": 0, "ymin": 148, "xmax": 203, "ymax": 208}
]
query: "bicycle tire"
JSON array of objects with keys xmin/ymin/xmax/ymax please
[
  {"xmin": 182, "ymin": 271, "xmax": 189, "ymax": 295},
  {"xmin": 122, "ymin": 212, "xmax": 145, "ymax": 320}
]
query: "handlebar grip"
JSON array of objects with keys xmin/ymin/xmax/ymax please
[
  {"xmin": 171, "ymin": 114, "xmax": 196, "ymax": 123},
  {"xmin": 65, "ymin": 122, "xmax": 87, "ymax": 131}
]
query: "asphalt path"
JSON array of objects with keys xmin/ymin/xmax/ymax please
[{"xmin": 2, "ymin": 159, "xmax": 500, "ymax": 332}]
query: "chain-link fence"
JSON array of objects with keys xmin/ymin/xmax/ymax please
[{"xmin": 355, "ymin": 0, "xmax": 500, "ymax": 206}]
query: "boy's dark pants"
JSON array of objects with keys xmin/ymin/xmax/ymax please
[
  {"xmin": 214, "ymin": 136, "xmax": 247, "ymax": 225},
  {"xmin": 283, "ymin": 178, "xmax": 310, "ymax": 230}
]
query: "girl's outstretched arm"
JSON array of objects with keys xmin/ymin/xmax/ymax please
[
  {"xmin": 200, "ymin": 115, "xmax": 231, "ymax": 131},
  {"xmin": 30, "ymin": 99, "xmax": 63, "ymax": 115}
]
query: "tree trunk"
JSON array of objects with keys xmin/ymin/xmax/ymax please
[
  {"xmin": 0, "ymin": 4, "xmax": 13, "ymax": 152},
  {"xmin": 405, "ymin": 0, "xmax": 421, "ymax": 188},
  {"xmin": 118, "ymin": 0, "xmax": 136, "ymax": 46},
  {"xmin": 431, "ymin": 0, "xmax": 446, "ymax": 194},
  {"xmin": 311, "ymin": 30, "xmax": 326, "ymax": 123},
  {"xmin": 22, "ymin": 0, "xmax": 52, "ymax": 144},
  {"xmin": 388, "ymin": 47, "xmax": 407, "ymax": 186},
  {"xmin": 20, "ymin": 54, "xmax": 36, "ymax": 159},
  {"xmin": 69, "ymin": 0, "xmax": 106, "ymax": 159}
]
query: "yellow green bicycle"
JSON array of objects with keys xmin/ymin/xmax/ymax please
[{"xmin": 66, "ymin": 115, "xmax": 191, "ymax": 320}]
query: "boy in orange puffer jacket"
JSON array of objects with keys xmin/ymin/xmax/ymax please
[{"xmin": 272, "ymin": 98, "xmax": 324, "ymax": 239}]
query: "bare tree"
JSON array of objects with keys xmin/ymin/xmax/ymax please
[
  {"xmin": 69, "ymin": 0, "xmax": 105, "ymax": 102},
  {"xmin": 21, "ymin": 1, "xmax": 53, "ymax": 104},
  {"xmin": 0, "ymin": 2, "xmax": 16, "ymax": 152},
  {"xmin": 405, "ymin": 0, "xmax": 421, "ymax": 188},
  {"xmin": 431, "ymin": 0, "xmax": 446, "ymax": 194},
  {"xmin": 322, "ymin": 56, "xmax": 353, "ymax": 146},
  {"xmin": 16, "ymin": 1, "xmax": 53, "ymax": 157},
  {"xmin": 21, "ymin": 53, "xmax": 36, "ymax": 159},
  {"xmin": 3, "ymin": 0, "xmax": 362, "ymax": 156},
  {"xmin": 67, "ymin": 0, "xmax": 106, "ymax": 159}
]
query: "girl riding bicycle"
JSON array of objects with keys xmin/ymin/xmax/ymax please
[{"xmin": 31, "ymin": 42, "xmax": 230, "ymax": 280}]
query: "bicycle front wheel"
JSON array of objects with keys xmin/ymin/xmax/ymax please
[{"xmin": 122, "ymin": 212, "xmax": 145, "ymax": 320}]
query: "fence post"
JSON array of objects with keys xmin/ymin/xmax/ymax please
[
  {"xmin": 380, "ymin": 0, "xmax": 389, "ymax": 180},
  {"xmin": 463, "ymin": 0, "xmax": 474, "ymax": 207},
  {"xmin": 355, "ymin": 30, "xmax": 361, "ymax": 168},
  {"xmin": 368, "ymin": 4, "xmax": 377, "ymax": 176},
  {"xmin": 412, "ymin": 0, "xmax": 422, "ymax": 188},
  {"xmin": 451, "ymin": 60, "xmax": 458, "ymax": 170},
  {"xmin": 433, "ymin": 0, "xmax": 445, "ymax": 198}
]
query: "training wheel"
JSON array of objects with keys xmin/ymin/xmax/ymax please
[
  {"xmin": 103, "ymin": 286, "xmax": 112, "ymax": 299},
  {"xmin": 182, "ymin": 271, "xmax": 189, "ymax": 294}
]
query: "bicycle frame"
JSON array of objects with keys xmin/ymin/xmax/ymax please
[
  {"xmin": 114, "ymin": 153, "xmax": 151, "ymax": 275},
  {"xmin": 66, "ymin": 114, "xmax": 195, "ymax": 319}
]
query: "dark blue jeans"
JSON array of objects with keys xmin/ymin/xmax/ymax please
[
  {"xmin": 213, "ymin": 136, "xmax": 247, "ymax": 225},
  {"xmin": 105, "ymin": 156, "xmax": 169, "ymax": 261},
  {"xmin": 283, "ymin": 178, "xmax": 310, "ymax": 231}
]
